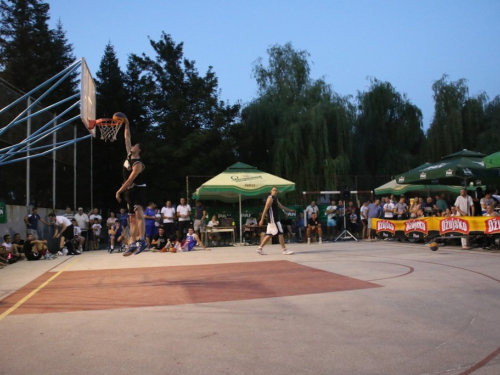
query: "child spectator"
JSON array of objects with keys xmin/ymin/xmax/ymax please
[{"xmin": 91, "ymin": 218, "xmax": 102, "ymax": 250}]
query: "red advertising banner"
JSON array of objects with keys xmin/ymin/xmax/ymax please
[{"xmin": 373, "ymin": 216, "xmax": 498, "ymax": 239}]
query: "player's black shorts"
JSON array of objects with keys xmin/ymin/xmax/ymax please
[
  {"xmin": 124, "ymin": 186, "xmax": 147, "ymax": 212},
  {"xmin": 62, "ymin": 224, "xmax": 74, "ymax": 239}
]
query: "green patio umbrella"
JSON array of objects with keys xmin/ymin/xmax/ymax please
[
  {"xmin": 374, "ymin": 179, "xmax": 482, "ymax": 196},
  {"xmin": 192, "ymin": 162, "xmax": 295, "ymax": 243},
  {"xmin": 396, "ymin": 149, "xmax": 500, "ymax": 186},
  {"xmin": 484, "ymin": 151, "xmax": 500, "ymax": 169}
]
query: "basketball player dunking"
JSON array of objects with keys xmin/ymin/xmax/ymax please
[{"xmin": 115, "ymin": 117, "xmax": 147, "ymax": 256}]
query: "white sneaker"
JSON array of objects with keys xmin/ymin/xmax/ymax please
[
  {"xmin": 62, "ymin": 248, "xmax": 68, "ymax": 256},
  {"xmin": 256, "ymin": 248, "xmax": 266, "ymax": 255},
  {"xmin": 57, "ymin": 251, "xmax": 63, "ymax": 256},
  {"xmin": 307, "ymin": 238, "xmax": 311, "ymax": 244},
  {"xmin": 319, "ymin": 238, "xmax": 322, "ymax": 244},
  {"xmin": 283, "ymin": 249, "xmax": 294, "ymax": 255}
]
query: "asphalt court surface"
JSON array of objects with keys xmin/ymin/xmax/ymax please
[{"xmin": 1, "ymin": 241, "xmax": 500, "ymax": 374}]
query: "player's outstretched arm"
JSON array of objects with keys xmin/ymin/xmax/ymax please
[
  {"xmin": 278, "ymin": 200, "xmax": 295, "ymax": 213},
  {"xmin": 123, "ymin": 118, "xmax": 131, "ymax": 154},
  {"xmin": 194, "ymin": 234, "xmax": 210, "ymax": 251}
]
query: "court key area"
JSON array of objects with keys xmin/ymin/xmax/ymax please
[{"xmin": 1, "ymin": 241, "xmax": 500, "ymax": 375}]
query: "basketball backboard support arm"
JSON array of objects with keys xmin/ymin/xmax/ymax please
[
  {"xmin": 0, "ymin": 58, "xmax": 97, "ymax": 166},
  {"xmin": 0, "ymin": 60, "xmax": 81, "ymax": 137}
]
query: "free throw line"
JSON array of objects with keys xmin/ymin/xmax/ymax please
[{"xmin": 0, "ymin": 258, "xmax": 80, "ymax": 322}]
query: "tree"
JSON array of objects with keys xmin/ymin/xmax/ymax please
[
  {"xmin": 0, "ymin": 0, "xmax": 53, "ymax": 91},
  {"xmin": 426, "ymin": 75, "xmax": 468, "ymax": 160},
  {"xmin": 476, "ymin": 95, "xmax": 500, "ymax": 155},
  {"xmin": 353, "ymin": 78, "xmax": 425, "ymax": 182},
  {"xmin": 96, "ymin": 42, "xmax": 127, "ymax": 118},
  {"xmin": 239, "ymin": 42, "xmax": 353, "ymax": 196},
  {"xmin": 50, "ymin": 19, "xmax": 78, "ymax": 103},
  {"xmin": 124, "ymin": 32, "xmax": 241, "ymax": 202}
]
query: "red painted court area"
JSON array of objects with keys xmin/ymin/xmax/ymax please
[{"xmin": 0, "ymin": 260, "xmax": 381, "ymax": 315}]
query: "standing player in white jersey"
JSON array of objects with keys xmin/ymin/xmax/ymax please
[
  {"xmin": 115, "ymin": 115, "xmax": 148, "ymax": 256},
  {"xmin": 257, "ymin": 186, "xmax": 296, "ymax": 255}
]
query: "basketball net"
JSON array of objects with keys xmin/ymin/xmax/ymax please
[{"xmin": 94, "ymin": 119, "xmax": 123, "ymax": 142}]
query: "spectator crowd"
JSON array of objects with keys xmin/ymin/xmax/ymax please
[{"xmin": 1, "ymin": 188, "xmax": 498, "ymax": 268}]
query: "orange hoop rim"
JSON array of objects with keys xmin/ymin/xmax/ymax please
[{"xmin": 88, "ymin": 118, "xmax": 124, "ymax": 129}]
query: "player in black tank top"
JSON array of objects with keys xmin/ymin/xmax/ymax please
[
  {"xmin": 115, "ymin": 117, "xmax": 147, "ymax": 256},
  {"xmin": 257, "ymin": 186, "xmax": 296, "ymax": 255}
]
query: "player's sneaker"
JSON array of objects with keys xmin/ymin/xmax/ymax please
[
  {"xmin": 256, "ymin": 247, "xmax": 266, "ymax": 255},
  {"xmin": 134, "ymin": 239, "xmax": 148, "ymax": 255},
  {"xmin": 282, "ymin": 249, "xmax": 294, "ymax": 255},
  {"xmin": 123, "ymin": 242, "xmax": 138, "ymax": 257}
]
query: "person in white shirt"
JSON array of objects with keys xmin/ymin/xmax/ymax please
[
  {"xmin": 89, "ymin": 208, "xmax": 102, "ymax": 224},
  {"xmin": 176, "ymin": 198, "xmax": 191, "ymax": 241},
  {"xmin": 325, "ymin": 200, "xmax": 337, "ymax": 241},
  {"xmin": 89, "ymin": 208, "xmax": 103, "ymax": 246},
  {"xmin": 207, "ymin": 215, "xmax": 221, "ymax": 245},
  {"xmin": 360, "ymin": 201, "xmax": 369, "ymax": 239},
  {"xmin": 161, "ymin": 200, "xmax": 176, "ymax": 239},
  {"xmin": 71, "ymin": 219, "xmax": 85, "ymax": 252},
  {"xmin": 91, "ymin": 218, "xmax": 102, "ymax": 250},
  {"xmin": 305, "ymin": 201, "xmax": 319, "ymax": 220},
  {"xmin": 48, "ymin": 213, "xmax": 80, "ymax": 255},
  {"xmin": 243, "ymin": 215, "xmax": 258, "ymax": 243},
  {"xmin": 106, "ymin": 212, "xmax": 117, "ymax": 229},
  {"xmin": 73, "ymin": 207, "xmax": 89, "ymax": 249},
  {"xmin": 383, "ymin": 197, "xmax": 394, "ymax": 219},
  {"xmin": 454, "ymin": 188, "xmax": 474, "ymax": 250},
  {"xmin": 480, "ymin": 192, "xmax": 496, "ymax": 215}
]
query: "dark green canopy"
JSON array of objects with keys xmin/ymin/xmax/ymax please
[
  {"xmin": 484, "ymin": 151, "xmax": 500, "ymax": 169},
  {"xmin": 396, "ymin": 149, "xmax": 500, "ymax": 186}
]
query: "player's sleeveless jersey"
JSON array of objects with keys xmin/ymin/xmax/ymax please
[
  {"xmin": 268, "ymin": 195, "xmax": 280, "ymax": 223},
  {"xmin": 123, "ymin": 155, "xmax": 145, "ymax": 187}
]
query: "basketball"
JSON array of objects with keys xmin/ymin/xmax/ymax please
[
  {"xmin": 429, "ymin": 242, "xmax": 439, "ymax": 251},
  {"xmin": 170, "ymin": 247, "xmax": 177, "ymax": 253},
  {"xmin": 112, "ymin": 112, "xmax": 127, "ymax": 124}
]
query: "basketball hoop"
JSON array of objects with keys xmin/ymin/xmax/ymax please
[{"xmin": 89, "ymin": 118, "xmax": 123, "ymax": 142}]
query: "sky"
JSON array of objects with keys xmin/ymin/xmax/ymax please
[{"xmin": 47, "ymin": 0, "xmax": 500, "ymax": 130}]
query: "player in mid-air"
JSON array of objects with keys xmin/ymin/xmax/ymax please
[{"xmin": 115, "ymin": 114, "xmax": 147, "ymax": 256}]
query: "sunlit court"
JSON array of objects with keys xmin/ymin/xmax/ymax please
[{"xmin": 2, "ymin": 242, "xmax": 500, "ymax": 375}]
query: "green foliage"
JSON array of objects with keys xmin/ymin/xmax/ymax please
[
  {"xmin": 426, "ymin": 75, "xmax": 499, "ymax": 161},
  {"xmin": 117, "ymin": 33, "xmax": 241, "ymax": 204},
  {"xmin": 353, "ymin": 78, "xmax": 425, "ymax": 180},
  {"xmin": 426, "ymin": 75, "xmax": 468, "ymax": 160},
  {"xmin": 238, "ymin": 43, "xmax": 353, "ymax": 199},
  {"xmin": 0, "ymin": 0, "xmax": 77, "ymax": 103}
]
